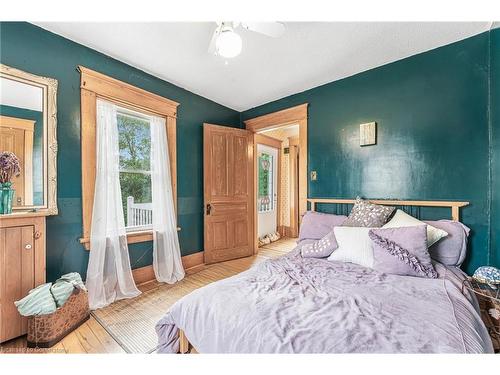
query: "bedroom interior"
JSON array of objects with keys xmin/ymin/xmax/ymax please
[{"xmin": 1, "ymin": 2, "xmax": 500, "ymax": 369}]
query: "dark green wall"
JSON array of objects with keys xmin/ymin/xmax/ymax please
[
  {"xmin": 490, "ymin": 27, "xmax": 500, "ymax": 268},
  {"xmin": 2, "ymin": 22, "xmax": 498, "ymax": 280},
  {"xmin": 0, "ymin": 104, "xmax": 44, "ymax": 205},
  {"xmin": 0, "ymin": 22, "xmax": 241, "ymax": 282},
  {"xmin": 242, "ymin": 31, "xmax": 497, "ymax": 275}
]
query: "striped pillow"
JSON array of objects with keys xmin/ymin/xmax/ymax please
[{"xmin": 327, "ymin": 227, "xmax": 374, "ymax": 268}]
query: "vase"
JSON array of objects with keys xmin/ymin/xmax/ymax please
[{"xmin": 1, "ymin": 182, "xmax": 14, "ymax": 214}]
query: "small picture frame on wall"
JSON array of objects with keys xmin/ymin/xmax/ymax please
[{"xmin": 360, "ymin": 122, "xmax": 377, "ymax": 146}]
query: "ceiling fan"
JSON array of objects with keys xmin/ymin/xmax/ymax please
[{"xmin": 208, "ymin": 22, "xmax": 285, "ymax": 59}]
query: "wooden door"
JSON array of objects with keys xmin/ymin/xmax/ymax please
[
  {"xmin": 0, "ymin": 225, "xmax": 35, "ymax": 342},
  {"xmin": 204, "ymin": 124, "xmax": 254, "ymax": 264}
]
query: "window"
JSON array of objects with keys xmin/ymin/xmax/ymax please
[
  {"xmin": 117, "ymin": 111, "xmax": 152, "ymax": 232},
  {"xmin": 79, "ymin": 66, "xmax": 179, "ymax": 249},
  {"xmin": 258, "ymin": 152, "xmax": 274, "ymax": 212}
]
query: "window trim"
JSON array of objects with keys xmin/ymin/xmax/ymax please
[{"xmin": 78, "ymin": 66, "xmax": 179, "ymax": 250}]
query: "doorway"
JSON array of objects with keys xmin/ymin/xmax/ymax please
[
  {"xmin": 256, "ymin": 125, "xmax": 300, "ymax": 245},
  {"xmin": 255, "ymin": 136, "xmax": 280, "ymax": 246},
  {"xmin": 244, "ymin": 103, "xmax": 308, "ymax": 252}
]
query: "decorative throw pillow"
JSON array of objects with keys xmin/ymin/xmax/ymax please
[
  {"xmin": 368, "ymin": 226, "xmax": 438, "ymax": 278},
  {"xmin": 327, "ymin": 227, "xmax": 374, "ymax": 268},
  {"xmin": 342, "ymin": 197, "xmax": 395, "ymax": 228},
  {"xmin": 298, "ymin": 211, "xmax": 347, "ymax": 242},
  {"xmin": 383, "ymin": 209, "xmax": 448, "ymax": 247},
  {"xmin": 301, "ymin": 230, "xmax": 338, "ymax": 258}
]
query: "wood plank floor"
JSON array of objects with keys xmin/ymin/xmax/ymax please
[{"xmin": 0, "ymin": 237, "xmax": 296, "ymax": 354}]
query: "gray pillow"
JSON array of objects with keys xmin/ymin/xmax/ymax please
[
  {"xmin": 301, "ymin": 230, "xmax": 338, "ymax": 258},
  {"xmin": 342, "ymin": 197, "xmax": 395, "ymax": 227},
  {"xmin": 425, "ymin": 220, "xmax": 470, "ymax": 266},
  {"xmin": 298, "ymin": 211, "xmax": 347, "ymax": 242},
  {"xmin": 369, "ymin": 225, "xmax": 438, "ymax": 278}
]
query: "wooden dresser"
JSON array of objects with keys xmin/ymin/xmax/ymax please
[{"xmin": 0, "ymin": 214, "xmax": 46, "ymax": 343}]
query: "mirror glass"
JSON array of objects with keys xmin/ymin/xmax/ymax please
[{"xmin": 0, "ymin": 76, "xmax": 44, "ymax": 208}]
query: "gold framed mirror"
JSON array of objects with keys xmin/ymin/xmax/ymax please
[{"xmin": 0, "ymin": 64, "xmax": 58, "ymax": 215}]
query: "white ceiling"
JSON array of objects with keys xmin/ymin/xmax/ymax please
[{"xmin": 34, "ymin": 22, "xmax": 492, "ymax": 111}]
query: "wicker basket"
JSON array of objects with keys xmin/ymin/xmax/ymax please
[
  {"xmin": 463, "ymin": 278, "xmax": 500, "ymax": 352},
  {"xmin": 27, "ymin": 287, "xmax": 90, "ymax": 348}
]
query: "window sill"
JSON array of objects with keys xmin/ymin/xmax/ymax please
[{"xmin": 80, "ymin": 227, "xmax": 181, "ymax": 250}]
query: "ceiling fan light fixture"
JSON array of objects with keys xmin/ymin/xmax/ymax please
[{"xmin": 215, "ymin": 28, "xmax": 242, "ymax": 58}]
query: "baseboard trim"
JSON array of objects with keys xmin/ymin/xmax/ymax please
[{"xmin": 132, "ymin": 251, "xmax": 205, "ymax": 285}]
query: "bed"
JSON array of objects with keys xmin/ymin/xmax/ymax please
[{"xmin": 155, "ymin": 199, "xmax": 494, "ymax": 354}]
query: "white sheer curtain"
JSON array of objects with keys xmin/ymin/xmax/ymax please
[
  {"xmin": 150, "ymin": 115, "xmax": 185, "ymax": 283},
  {"xmin": 86, "ymin": 99, "xmax": 141, "ymax": 310}
]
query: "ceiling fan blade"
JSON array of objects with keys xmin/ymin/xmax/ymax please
[
  {"xmin": 241, "ymin": 22, "xmax": 285, "ymax": 38},
  {"xmin": 208, "ymin": 23, "xmax": 222, "ymax": 54}
]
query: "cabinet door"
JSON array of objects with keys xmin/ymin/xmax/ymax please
[{"xmin": 0, "ymin": 225, "xmax": 35, "ymax": 342}]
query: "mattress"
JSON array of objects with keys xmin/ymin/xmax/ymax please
[{"xmin": 155, "ymin": 247, "xmax": 493, "ymax": 353}]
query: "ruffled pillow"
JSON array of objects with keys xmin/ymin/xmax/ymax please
[{"xmin": 369, "ymin": 225, "xmax": 438, "ymax": 278}]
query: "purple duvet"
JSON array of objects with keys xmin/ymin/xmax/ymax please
[{"xmin": 155, "ymin": 248, "xmax": 493, "ymax": 353}]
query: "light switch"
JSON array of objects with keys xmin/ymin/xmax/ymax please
[
  {"xmin": 310, "ymin": 171, "xmax": 317, "ymax": 181},
  {"xmin": 360, "ymin": 122, "xmax": 377, "ymax": 146}
]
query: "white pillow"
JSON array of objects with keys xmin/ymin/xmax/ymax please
[
  {"xmin": 327, "ymin": 227, "xmax": 374, "ymax": 268},
  {"xmin": 382, "ymin": 209, "xmax": 448, "ymax": 247}
]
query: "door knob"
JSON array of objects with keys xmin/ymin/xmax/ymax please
[{"xmin": 25, "ymin": 244, "xmax": 32, "ymax": 250}]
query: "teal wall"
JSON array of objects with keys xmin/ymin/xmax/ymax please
[
  {"xmin": 491, "ymin": 27, "xmax": 500, "ymax": 269},
  {"xmin": 1, "ymin": 22, "xmax": 498, "ymax": 280},
  {"xmin": 0, "ymin": 104, "xmax": 44, "ymax": 205},
  {"xmin": 0, "ymin": 22, "xmax": 241, "ymax": 282},
  {"xmin": 242, "ymin": 31, "xmax": 497, "ymax": 275}
]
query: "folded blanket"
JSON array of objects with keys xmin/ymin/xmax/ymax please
[
  {"xmin": 14, "ymin": 272, "xmax": 86, "ymax": 316},
  {"xmin": 51, "ymin": 273, "xmax": 86, "ymax": 307},
  {"xmin": 14, "ymin": 283, "xmax": 57, "ymax": 317}
]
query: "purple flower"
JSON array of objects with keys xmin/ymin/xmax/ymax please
[{"xmin": 0, "ymin": 151, "xmax": 21, "ymax": 184}]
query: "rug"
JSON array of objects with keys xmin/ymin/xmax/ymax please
[{"xmin": 91, "ymin": 241, "xmax": 294, "ymax": 353}]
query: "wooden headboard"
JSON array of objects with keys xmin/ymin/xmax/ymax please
[{"xmin": 307, "ymin": 198, "xmax": 469, "ymax": 222}]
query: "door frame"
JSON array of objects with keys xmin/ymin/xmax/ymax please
[
  {"xmin": 255, "ymin": 133, "xmax": 282, "ymax": 242},
  {"xmin": 244, "ymin": 103, "xmax": 308, "ymax": 253},
  {"xmin": 288, "ymin": 136, "xmax": 300, "ymax": 238}
]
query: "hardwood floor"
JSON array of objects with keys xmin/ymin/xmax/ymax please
[
  {"xmin": 0, "ymin": 315, "xmax": 126, "ymax": 354},
  {"xmin": 0, "ymin": 237, "xmax": 296, "ymax": 354}
]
